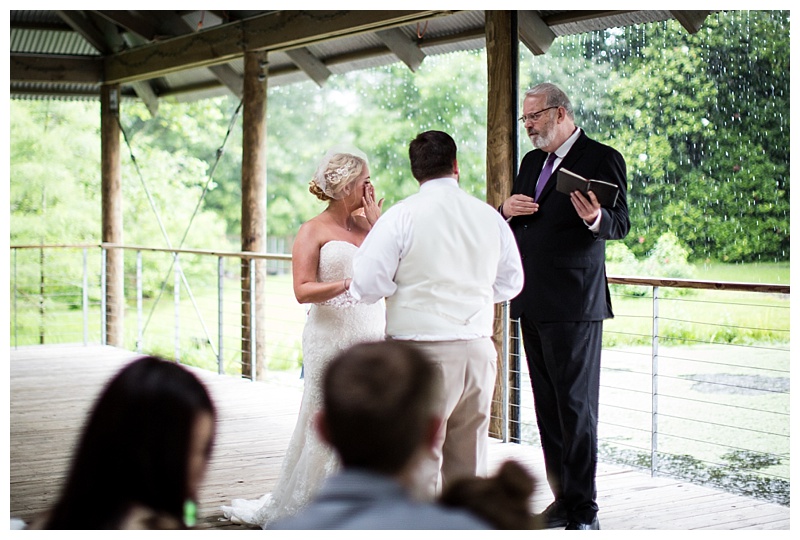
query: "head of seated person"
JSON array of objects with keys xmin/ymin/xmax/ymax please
[
  {"xmin": 317, "ymin": 340, "xmax": 442, "ymax": 480},
  {"xmin": 440, "ymin": 459, "xmax": 540, "ymax": 530},
  {"xmin": 37, "ymin": 356, "xmax": 216, "ymax": 530}
]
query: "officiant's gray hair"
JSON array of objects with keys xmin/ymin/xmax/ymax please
[{"xmin": 525, "ymin": 83, "xmax": 575, "ymax": 121}]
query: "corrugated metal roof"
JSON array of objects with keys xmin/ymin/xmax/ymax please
[{"xmin": 9, "ymin": 10, "xmax": 713, "ymax": 106}]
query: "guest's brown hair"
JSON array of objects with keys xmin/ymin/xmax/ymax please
[{"xmin": 322, "ymin": 341, "xmax": 439, "ymax": 474}]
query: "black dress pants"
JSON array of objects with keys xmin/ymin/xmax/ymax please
[{"xmin": 520, "ymin": 315, "xmax": 603, "ymax": 523}]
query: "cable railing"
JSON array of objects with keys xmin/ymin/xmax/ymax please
[{"xmin": 9, "ymin": 244, "xmax": 790, "ymax": 504}]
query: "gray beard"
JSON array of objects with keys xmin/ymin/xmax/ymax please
[
  {"xmin": 528, "ymin": 126, "xmax": 555, "ymax": 149},
  {"xmin": 529, "ymin": 133, "xmax": 552, "ymax": 149}
]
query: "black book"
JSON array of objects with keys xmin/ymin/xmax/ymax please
[{"xmin": 555, "ymin": 168, "xmax": 620, "ymax": 207}]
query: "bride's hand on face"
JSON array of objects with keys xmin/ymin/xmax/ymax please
[{"xmin": 362, "ymin": 183, "xmax": 384, "ymax": 226}]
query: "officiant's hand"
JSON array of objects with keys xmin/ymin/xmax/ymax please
[
  {"xmin": 501, "ymin": 194, "xmax": 538, "ymax": 218},
  {"xmin": 570, "ymin": 190, "xmax": 601, "ymax": 222}
]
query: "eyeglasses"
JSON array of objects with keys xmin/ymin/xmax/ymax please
[{"xmin": 518, "ymin": 106, "xmax": 558, "ymax": 123}]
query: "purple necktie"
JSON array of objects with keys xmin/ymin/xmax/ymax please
[{"xmin": 534, "ymin": 153, "xmax": 557, "ymax": 201}]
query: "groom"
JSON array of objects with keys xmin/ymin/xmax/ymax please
[{"xmin": 350, "ymin": 130, "xmax": 523, "ymax": 498}]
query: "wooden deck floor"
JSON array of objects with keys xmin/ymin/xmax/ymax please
[{"xmin": 9, "ymin": 345, "xmax": 790, "ymax": 530}]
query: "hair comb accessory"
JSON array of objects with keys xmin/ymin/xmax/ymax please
[{"xmin": 312, "ymin": 145, "xmax": 369, "ymax": 199}]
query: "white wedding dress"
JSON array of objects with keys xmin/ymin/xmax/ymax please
[{"xmin": 221, "ymin": 241, "xmax": 385, "ymax": 528}]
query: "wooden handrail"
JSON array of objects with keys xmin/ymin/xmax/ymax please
[{"xmin": 609, "ymin": 275, "xmax": 789, "ymax": 294}]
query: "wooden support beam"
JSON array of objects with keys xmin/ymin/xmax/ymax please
[
  {"xmin": 240, "ymin": 50, "xmax": 268, "ymax": 380},
  {"xmin": 208, "ymin": 65, "xmax": 244, "ymax": 98},
  {"xmin": 101, "ymin": 84, "xmax": 124, "ymax": 347},
  {"xmin": 485, "ymin": 10, "xmax": 519, "ymax": 441},
  {"xmin": 518, "ymin": 10, "xmax": 555, "ymax": 56},
  {"xmin": 285, "ymin": 47, "xmax": 332, "ymax": 87},
  {"xmin": 10, "ymin": 53, "xmax": 103, "ymax": 84},
  {"xmin": 670, "ymin": 10, "xmax": 711, "ymax": 34},
  {"xmin": 104, "ymin": 10, "xmax": 444, "ymax": 84},
  {"xmin": 130, "ymin": 80, "xmax": 159, "ymax": 116},
  {"xmin": 375, "ymin": 27, "xmax": 426, "ymax": 72}
]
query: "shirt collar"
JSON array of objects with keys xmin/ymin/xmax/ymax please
[
  {"xmin": 551, "ymin": 126, "xmax": 582, "ymax": 160},
  {"xmin": 419, "ymin": 177, "xmax": 459, "ymax": 190}
]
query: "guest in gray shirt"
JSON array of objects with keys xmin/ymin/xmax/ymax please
[{"xmin": 268, "ymin": 341, "xmax": 490, "ymax": 530}]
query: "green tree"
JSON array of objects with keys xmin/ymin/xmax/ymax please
[{"xmin": 594, "ymin": 11, "xmax": 789, "ymax": 262}]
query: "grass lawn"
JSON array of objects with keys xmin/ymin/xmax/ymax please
[{"xmin": 689, "ymin": 260, "xmax": 789, "ymax": 284}]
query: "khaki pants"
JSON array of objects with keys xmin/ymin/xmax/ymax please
[{"xmin": 402, "ymin": 337, "xmax": 497, "ymax": 499}]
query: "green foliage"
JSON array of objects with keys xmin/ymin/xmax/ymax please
[
  {"xmin": 9, "ymin": 11, "xmax": 789, "ymax": 269},
  {"xmin": 589, "ymin": 12, "xmax": 789, "ymax": 262},
  {"xmin": 640, "ymin": 232, "xmax": 694, "ymax": 279},
  {"xmin": 10, "ymin": 101, "xmax": 102, "ymax": 244},
  {"xmin": 607, "ymin": 232, "xmax": 694, "ymax": 298}
]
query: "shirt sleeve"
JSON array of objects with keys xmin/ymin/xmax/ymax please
[
  {"xmin": 350, "ymin": 205, "xmax": 409, "ymax": 304},
  {"xmin": 492, "ymin": 212, "xmax": 524, "ymax": 303}
]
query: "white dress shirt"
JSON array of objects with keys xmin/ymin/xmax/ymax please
[{"xmin": 350, "ymin": 177, "xmax": 523, "ymax": 340}]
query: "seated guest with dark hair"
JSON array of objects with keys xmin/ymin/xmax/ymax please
[
  {"xmin": 30, "ymin": 356, "xmax": 216, "ymax": 530},
  {"xmin": 441, "ymin": 460, "xmax": 540, "ymax": 530},
  {"xmin": 269, "ymin": 341, "xmax": 491, "ymax": 530}
]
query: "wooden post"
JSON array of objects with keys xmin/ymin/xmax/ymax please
[
  {"xmin": 485, "ymin": 11, "xmax": 519, "ymax": 440},
  {"xmin": 101, "ymin": 84, "xmax": 124, "ymax": 347},
  {"xmin": 241, "ymin": 50, "xmax": 268, "ymax": 380}
]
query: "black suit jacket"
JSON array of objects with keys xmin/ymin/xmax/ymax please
[{"xmin": 508, "ymin": 131, "xmax": 630, "ymax": 321}]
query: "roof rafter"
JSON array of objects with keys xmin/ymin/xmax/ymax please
[
  {"xmin": 56, "ymin": 10, "xmax": 110, "ymax": 54},
  {"xmin": 518, "ymin": 11, "xmax": 555, "ymax": 56},
  {"xmin": 375, "ymin": 28, "xmax": 426, "ymax": 72},
  {"xmin": 103, "ymin": 10, "xmax": 447, "ymax": 85},
  {"xmin": 670, "ymin": 11, "xmax": 711, "ymax": 34},
  {"xmin": 285, "ymin": 47, "xmax": 332, "ymax": 87}
]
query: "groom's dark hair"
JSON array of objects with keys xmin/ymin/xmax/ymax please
[
  {"xmin": 409, "ymin": 130, "xmax": 458, "ymax": 182},
  {"xmin": 322, "ymin": 340, "xmax": 440, "ymax": 474}
]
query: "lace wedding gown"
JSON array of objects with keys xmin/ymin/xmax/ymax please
[{"xmin": 221, "ymin": 241, "xmax": 385, "ymax": 528}]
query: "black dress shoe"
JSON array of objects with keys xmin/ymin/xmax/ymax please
[
  {"xmin": 534, "ymin": 500, "xmax": 569, "ymax": 529},
  {"xmin": 565, "ymin": 516, "xmax": 600, "ymax": 530}
]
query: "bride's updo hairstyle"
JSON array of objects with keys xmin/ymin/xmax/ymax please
[{"xmin": 309, "ymin": 147, "xmax": 368, "ymax": 201}]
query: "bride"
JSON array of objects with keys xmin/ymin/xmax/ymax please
[{"xmin": 221, "ymin": 148, "xmax": 385, "ymax": 528}]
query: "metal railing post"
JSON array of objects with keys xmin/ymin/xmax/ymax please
[
  {"xmin": 250, "ymin": 257, "xmax": 257, "ymax": 381},
  {"xmin": 501, "ymin": 301, "xmax": 510, "ymax": 443},
  {"xmin": 136, "ymin": 251, "xmax": 143, "ymax": 352},
  {"xmin": 13, "ymin": 248, "xmax": 18, "ymax": 348},
  {"xmin": 174, "ymin": 255, "xmax": 181, "ymax": 363},
  {"xmin": 101, "ymin": 247, "xmax": 107, "ymax": 346},
  {"xmin": 651, "ymin": 285, "xmax": 660, "ymax": 476},
  {"xmin": 218, "ymin": 256, "xmax": 224, "ymax": 375},
  {"xmin": 82, "ymin": 248, "xmax": 88, "ymax": 345}
]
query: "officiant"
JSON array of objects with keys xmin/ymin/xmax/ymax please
[{"xmin": 498, "ymin": 82, "xmax": 630, "ymax": 530}]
